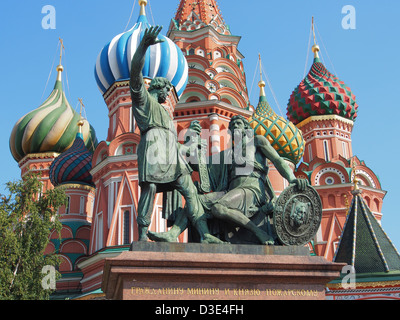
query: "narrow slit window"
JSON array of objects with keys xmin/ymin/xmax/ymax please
[
  {"xmin": 323, "ymin": 140, "xmax": 330, "ymax": 162},
  {"xmin": 123, "ymin": 210, "xmax": 130, "ymax": 245}
]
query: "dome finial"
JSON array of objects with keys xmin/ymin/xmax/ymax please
[
  {"xmin": 56, "ymin": 38, "xmax": 65, "ymax": 81},
  {"xmin": 77, "ymin": 98, "xmax": 85, "ymax": 135},
  {"xmin": 95, "ymin": 0, "xmax": 189, "ymax": 97},
  {"xmin": 311, "ymin": 17, "xmax": 320, "ymax": 59},
  {"xmin": 351, "ymin": 158, "xmax": 361, "ymax": 192},
  {"xmin": 139, "ymin": 0, "xmax": 148, "ymax": 16},
  {"xmin": 258, "ymin": 53, "xmax": 266, "ymax": 97},
  {"xmin": 250, "ymin": 54, "xmax": 306, "ymax": 164}
]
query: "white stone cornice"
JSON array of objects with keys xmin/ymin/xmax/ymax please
[
  {"xmin": 90, "ymin": 154, "xmax": 138, "ymax": 177},
  {"xmin": 175, "ymin": 100, "xmax": 253, "ymax": 117},
  {"xmin": 296, "ymin": 115, "xmax": 354, "ymax": 129}
]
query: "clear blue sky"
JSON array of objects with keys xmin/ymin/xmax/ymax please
[{"xmin": 1, "ymin": 0, "xmax": 399, "ymax": 250}]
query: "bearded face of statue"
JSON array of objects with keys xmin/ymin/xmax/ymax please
[{"xmin": 156, "ymin": 86, "xmax": 170, "ymax": 103}]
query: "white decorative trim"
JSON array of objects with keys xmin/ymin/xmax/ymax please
[
  {"xmin": 60, "ymin": 240, "xmax": 87, "ymax": 255},
  {"xmin": 80, "ymin": 271, "xmax": 103, "ymax": 284},
  {"xmin": 314, "ymin": 167, "xmax": 346, "ymax": 186},
  {"xmin": 209, "ymin": 114, "xmax": 219, "ymax": 122},
  {"xmin": 355, "ymin": 169, "xmax": 376, "ymax": 188},
  {"xmin": 210, "ymin": 124, "xmax": 220, "ymax": 132},
  {"xmin": 91, "ymin": 154, "xmax": 138, "ymax": 177},
  {"xmin": 296, "ymin": 115, "xmax": 354, "ymax": 129},
  {"xmin": 59, "ymin": 254, "xmax": 73, "ymax": 271}
]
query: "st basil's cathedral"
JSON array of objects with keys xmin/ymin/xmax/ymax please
[{"xmin": 8, "ymin": 0, "xmax": 400, "ymax": 300}]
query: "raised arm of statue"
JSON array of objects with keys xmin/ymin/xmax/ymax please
[
  {"xmin": 255, "ymin": 135, "xmax": 308, "ymax": 191},
  {"xmin": 129, "ymin": 26, "xmax": 164, "ymax": 91}
]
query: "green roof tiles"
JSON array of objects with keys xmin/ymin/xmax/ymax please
[
  {"xmin": 334, "ymin": 191, "xmax": 400, "ymax": 275},
  {"xmin": 287, "ymin": 58, "xmax": 358, "ymax": 125}
]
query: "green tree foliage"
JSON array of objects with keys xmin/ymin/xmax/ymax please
[{"xmin": 0, "ymin": 172, "xmax": 67, "ymax": 300}]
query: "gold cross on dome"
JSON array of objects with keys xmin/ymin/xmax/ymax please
[
  {"xmin": 351, "ymin": 158, "xmax": 360, "ymax": 190},
  {"xmin": 78, "ymin": 98, "xmax": 85, "ymax": 117},
  {"xmin": 77, "ymin": 98, "xmax": 86, "ymax": 131},
  {"xmin": 59, "ymin": 37, "xmax": 65, "ymax": 65},
  {"xmin": 312, "ymin": 17, "xmax": 317, "ymax": 46}
]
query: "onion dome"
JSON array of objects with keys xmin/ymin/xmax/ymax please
[
  {"xmin": 49, "ymin": 120, "xmax": 94, "ymax": 187},
  {"xmin": 95, "ymin": 0, "xmax": 189, "ymax": 97},
  {"xmin": 249, "ymin": 77, "xmax": 305, "ymax": 164},
  {"xmin": 287, "ymin": 44, "xmax": 358, "ymax": 125},
  {"xmin": 9, "ymin": 65, "xmax": 98, "ymax": 162}
]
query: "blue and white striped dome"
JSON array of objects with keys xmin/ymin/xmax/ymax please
[{"xmin": 95, "ymin": 10, "xmax": 188, "ymax": 97}]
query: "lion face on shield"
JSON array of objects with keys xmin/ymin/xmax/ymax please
[{"xmin": 289, "ymin": 199, "xmax": 310, "ymax": 229}]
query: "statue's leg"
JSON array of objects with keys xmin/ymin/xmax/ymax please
[
  {"xmin": 211, "ymin": 203, "xmax": 274, "ymax": 245},
  {"xmin": 173, "ymin": 175, "xmax": 224, "ymax": 244},
  {"xmin": 147, "ymin": 211, "xmax": 189, "ymax": 242},
  {"xmin": 137, "ymin": 182, "xmax": 157, "ymax": 241}
]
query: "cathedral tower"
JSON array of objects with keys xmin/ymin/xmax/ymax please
[
  {"xmin": 9, "ymin": 45, "xmax": 97, "ymax": 193},
  {"xmin": 168, "ymin": 0, "xmax": 252, "ymax": 156},
  {"xmin": 9, "ymin": 41, "xmax": 98, "ymax": 296},
  {"xmin": 287, "ymin": 22, "xmax": 386, "ymax": 260}
]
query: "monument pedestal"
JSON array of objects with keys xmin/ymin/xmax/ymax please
[{"xmin": 102, "ymin": 242, "xmax": 344, "ymax": 300}]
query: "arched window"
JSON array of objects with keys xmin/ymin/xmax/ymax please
[
  {"xmin": 214, "ymin": 51, "xmax": 222, "ymax": 59},
  {"xmin": 364, "ymin": 196, "xmax": 371, "ymax": 208},
  {"xmin": 80, "ymin": 196, "xmax": 85, "ymax": 215},
  {"xmin": 308, "ymin": 144, "xmax": 313, "ymax": 162},
  {"xmin": 65, "ymin": 196, "xmax": 71, "ymax": 214},
  {"xmin": 187, "ymin": 97, "xmax": 201, "ymax": 103},
  {"xmin": 342, "ymin": 141, "xmax": 348, "ymax": 159},
  {"xmin": 96, "ymin": 213, "xmax": 103, "ymax": 251},
  {"xmin": 374, "ymin": 199, "xmax": 380, "ymax": 212},
  {"xmin": 123, "ymin": 210, "xmax": 130, "ymax": 245},
  {"xmin": 328, "ymin": 194, "xmax": 336, "ymax": 208},
  {"xmin": 323, "ymin": 140, "xmax": 330, "ymax": 162}
]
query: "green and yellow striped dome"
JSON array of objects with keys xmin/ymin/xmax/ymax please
[
  {"xmin": 249, "ymin": 80, "xmax": 305, "ymax": 164},
  {"xmin": 10, "ymin": 66, "xmax": 97, "ymax": 162}
]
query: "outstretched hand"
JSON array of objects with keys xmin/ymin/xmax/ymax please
[
  {"xmin": 188, "ymin": 120, "xmax": 202, "ymax": 136},
  {"xmin": 142, "ymin": 26, "xmax": 164, "ymax": 47},
  {"xmin": 291, "ymin": 179, "xmax": 309, "ymax": 192},
  {"xmin": 184, "ymin": 120, "xmax": 205, "ymax": 151}
]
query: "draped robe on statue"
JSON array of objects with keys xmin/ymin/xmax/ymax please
[{"xmin": 199, "ymin": 138, "xmax": 277, "ymax": 243}]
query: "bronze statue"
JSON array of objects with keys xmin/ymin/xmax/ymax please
[
  {"xmin": 148, "ymin": 115, "xmax": 309, "ymax": 245},
  {"xmin": 131, "ymin": 26, "xmax": 321, "ymax": 246},
  {"xmin": 130, "ymin": 26, "xmax": 222, "ymax": 243}
]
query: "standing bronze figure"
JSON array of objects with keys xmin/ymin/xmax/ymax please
[{"xmin": 130, "ymin": 26, "xmax": 222, "ymax": 243}]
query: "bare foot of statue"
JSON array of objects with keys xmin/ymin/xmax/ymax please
[
  {"xmin": 202, "ymin": 234, "xmax": 226, "ymax": 244},
  {"xmin": 147, "ymin": 230, "xmax": 178, "ymax": 243},
  {"xmin": 254, "ymin": 229, "xmax": 275, "ymax": 245}
]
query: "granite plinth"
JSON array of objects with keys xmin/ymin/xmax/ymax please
[
  {"xmin": 129, "ymin": 241, "xmax": 309, "ymax": 255},
  {"xmin": 102, "ymin": 242, "xmax": 345, "ymax": 300}
]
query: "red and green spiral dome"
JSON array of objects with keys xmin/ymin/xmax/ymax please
[{"xmin": 287, "ymin": 52, "xmax": 358, "ymax": 125}]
